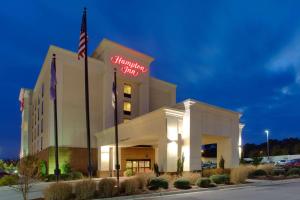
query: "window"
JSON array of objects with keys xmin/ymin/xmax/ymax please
[
  {"xmin": 41, "ymin": 101, "xmax": 44, "ymax": 115},
  {"xmin": 41, "ymin": 84, "xmax": 44, "ymax": 98},
  {"xmin": 41, "ymin": 118, "xmax": 43, "ymax": 133},
  {"xmin": 124, "ymin": 84, "xmax": 132, "ymax": 98},
  {"xmin": 123, "ymin": 102, "xmax": 131, "ymax": 115},
  {"xmin": 126, "ymin": 159, "xmax": 151, "ymax": 173},
  {"xmin": 41, "ymin": 137, "xmax": 43, "ymax": 151}
]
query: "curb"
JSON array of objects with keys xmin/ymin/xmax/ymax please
[
  {"xmin": 94, "ymin": 184, "xmax": 256, "ymax": 200},
  {"xmin": 94, "ymin": 178, "xmax": 300, "ymax": 200}
]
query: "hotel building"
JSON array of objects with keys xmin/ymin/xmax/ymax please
[{"xmin": 19, "ymin": 39, "xmax": 244, "ymax": 175}]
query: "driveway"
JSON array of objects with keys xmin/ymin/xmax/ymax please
[{"xmin": 144, "ymin": 179, "xmax": 300, "ymax": 200}]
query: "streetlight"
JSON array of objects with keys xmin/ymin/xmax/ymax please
[{"xmin": 264, "ymin": 130, "xmax": 270, "ymax": 161}]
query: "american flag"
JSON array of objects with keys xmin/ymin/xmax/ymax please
[{"xmin": 78, "ymin": 8, "xmax": 87, "ymax": 60}]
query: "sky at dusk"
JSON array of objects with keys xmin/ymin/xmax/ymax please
[{"xmin": 1, "ymin": 0, "xmax": 300, "ymax": 158}]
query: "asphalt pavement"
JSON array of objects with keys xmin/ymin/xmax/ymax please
[{"xmin": 143, "ymin": 180, "xmax": 300, "ymax": 200}]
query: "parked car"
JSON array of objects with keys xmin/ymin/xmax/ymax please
[
  {"xmin": 284, "ymin": 159, "xmax": 300, "ymax": 168},
  {"xmin": 0, "ymin": 170, "xmax": 9, "ymax": 178},
  {"xmin": 202, "ymin": 162, "xmax": 217, "ymax": 169},
  {"xmin": 275, "ymin": 159, "xmax": 289, "ymax": 167}
]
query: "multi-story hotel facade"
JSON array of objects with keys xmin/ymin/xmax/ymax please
[{"xmin": 19, "ymin": 39, "xmax": 244, "ymax": 176}]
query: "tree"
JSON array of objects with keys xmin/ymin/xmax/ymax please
[
  {"xmin": 177, "ymin": 154, "xmax": 185, "ymax": 177},
  {"xmin": 219, "ymin": 156, "xmax": 225, "ymax": 169},
  {"xmin": 11, "ymin": 156, "xmax": 39, "ymax": 200},
  {"xmin": 153, "ymin": 163, "xmax": 160, "ymax": 177}
]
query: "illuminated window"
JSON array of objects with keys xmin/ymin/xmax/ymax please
[
  {"xmin": 124, "ymin": 84, "xmax": 132, "ymax": 98},
  {"xmin": 123, "ymin": 101, "xmax": 131, "ymax": 115}
]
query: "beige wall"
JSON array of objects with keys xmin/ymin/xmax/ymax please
[{"xmin": 22, "ymin": 39, "xmax": 177, "ymax": 158}]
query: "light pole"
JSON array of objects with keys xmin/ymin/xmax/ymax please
[{"xmin": 264, "ymin": 130, "xmax": 270, "ymax": 161}]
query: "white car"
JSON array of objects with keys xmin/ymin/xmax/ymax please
[{"xmin": 275, "ymin": 159, "xmax": 289, "ymax": 166}]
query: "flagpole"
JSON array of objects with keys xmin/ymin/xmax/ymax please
[
  {"xmin": 113, "ymin": 68, "xmax": 120, "ymax": 193},
  {"xmin": 52, "ymin": 54, "xmax": 60, "ymax": 182},
  {"xmin": 83, "ymin": 7, "xmax": 93, "ymax": 178}
]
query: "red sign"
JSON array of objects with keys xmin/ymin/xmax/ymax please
[{"xmin": 110, "ymin": 55, "xmax": 148, "ymax": 77}]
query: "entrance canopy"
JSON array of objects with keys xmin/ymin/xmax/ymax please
[{"xmin": 94, "ymin": 107, "xmax": 183, "ymax": 147}]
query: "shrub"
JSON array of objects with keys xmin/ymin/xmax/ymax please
[
  {"xmin": 123, "ymin": 169, "xmax": 134, "ymax": 177},
  {"xmin": 257, "ymin": 164, "xmax": 274, "ymax": 175},
  {"xmin": 0, "ymin": 175, "xmax": 18, "ymax": 186},
  {"xmin": 154, "ymin": 163, "xmax": 160, "ymax": 177},
  {"xmin": 159, "ymin": 174, "xmax": 175, "ymax": 184},
  {"xmin": 177, "ymin": 154, "xmax": 185, "ymax": 176},
  {"xmin": 210, "ymin": 174, "xmax": 230, "ymax": 184},
  {"xmin": 135, "ymin": 173, "xmax": 155, "ymax": 189},
  {"xmin": 120, "ymin": 177, "xmax": 139, "ymax": 195},
  {"xmin": 173, "ymin": 178, "xmax": 191, "ymax": 189},
  {"xmin": 70, "ymin": 171, "xmax": 84, "ymax": 180},
  {"xmin": 148, "ymin": 177, "xmax": 169, "ymax": 190},
  {"xmin": 249, "ymin": 169, "xmax": 267, "ymax": 177},
  {"xmin": 43, "ymin": 182, "xmax": 73, "ymax": 200},
  {"xmin": 219, "ymin": 156, "xmax": 225, "ymax": 169},
  {"xmin": 74, "ymin": 180, "xmax": 96, "ymax": 200},
  {"xmin": 271, "ymin": 168, "xmax": 286, "ymax": 176},
  {"xmin": 287, "ymin": 168, "xmax": 300, "ymax": 176},
  {"xmin": 202, "ymin": 168, "xmax": 231, "ymax": 177},
  {"xmin": 98, "ymin": 178, "xmax": 117, "ymax": 198},
  {"xmin": 61, "ymin": 162, "xmax": 72, "ymax": 174},
  {"xmin": 39, "ymin": 160, "xmax": 47, "ymax": 177},
  {"xmin": 252, "ymin": 157, "xmax": 263, "ymax": 166},
  {"xmin": 230, "ymin": 165, "xmax": 255, "ymax": 184},
  {"xmin": 183, "ymin": 172, "xmax": 201, "ymax": 185},
  {"xmin": 196, "ymin": 178, "xmax": 215, "ymax": 188}
]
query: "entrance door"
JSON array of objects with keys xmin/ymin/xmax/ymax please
[{"xmin": 125, "ymin": 159, "xmax": 151, "ymax": 173}]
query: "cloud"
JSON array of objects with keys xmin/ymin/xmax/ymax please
[{"xmin": 267, "ymin": 32, "xmax": 300, "ymax": 86}]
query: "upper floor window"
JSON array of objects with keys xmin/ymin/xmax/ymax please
[
  {"xmin": 41, "ymin": 84, "xmax": 44, "ymax": 98},
  {"xmin": 124, "ymin": 84, "xmax": 132, "ymax": 98},
  {"xmin": 123, "ymin": 101, "xmax": 131, "ymax": 115}
]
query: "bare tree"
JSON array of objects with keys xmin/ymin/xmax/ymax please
[{"xmin": 11, "ymin": 156, "xmax": 39, "ymax": 200}]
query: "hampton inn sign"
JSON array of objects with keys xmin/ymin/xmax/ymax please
[
  {"xmin": 110, "ymin": 55, "xmax": 148, "ymax": 77},
  {"xmin": 19, "ymin": 38, "xmax": 244, "ymax": 176}
]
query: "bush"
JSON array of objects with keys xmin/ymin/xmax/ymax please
[
  {"xmin": 173, "ymin": 178, "xmax": 191, "ymax": 189},
  {"xmin": 210, "ymin": 174, "xmax": 230, "ymax": 184},
  {"xmin": 70, "ymin": 171, "xmax": 84, "ymax": 180},
  {"xmin": 98, "ymin": 178, "xmax": 117, "ymax": 198},
  {"xmin": 230, "ymin": 165, "xmax": 255, "ymax": 184},
  {"xmin": 183, "ymin": 172, "xmax": 201, "ymax": 185},
  {"xmin": 154, "ymin": 163, "xmax": 160, "ymax": 177},
  {"xmin": 135, "ymin": 173, "xmax": 155, "ymax": 189},
  {"xmin": 159, "ymin": 174, "xmax": 175, "ymax": 184},
  {"xmin": 44, "ymin": 174, "xmax": 56, "ymax": 182},
  {"xmin": 219, "ymin": 156, "xmax": 225, "ymax": 169},
  {"xmin": 257, "ymin": 164, "xmax": 274, "ymax": 175},
  {"xmin": 196, "ymin": 178, "xmax": 215, "ymax": 188},
  {"xmin": 271, "ymin": 168, "xmax": 286, "ymax": 176},
  {"xmin": 287, "ymin": 168, "xmax": 300, "ymax": 176},
  {"xmin": 148, "ymin": 177, "xmax": 169, "ymax": 190},
  {"xmin": 43, "ymin": 182, "xmax": 73, "ymax": 200},
  {"xmin": 123, "ymin": 169, "xmax": 134, "ymax": 177},
  {"xmin": 249, "ymin": 169, "xmax": 267, "ymax": 177},
  {"xmin": 61, "ymin": 162, "xmax": 72, "ymax": 174},
  {"xmin": 0, "ymin": 175, "xmax": 18, "ymax": 186},
  {"xmin": 202, "ymin": 168, "xmax": 231, "ymax": 177},
  {"xmin": 74, "ymin": 180, "xmax": 96, "ymax": 200},
  {"xmin": 39, "ymin": 160, "xmax": 47, "ymax": 177},
  {"xmin": 120, "ymin": 177, "xmax": 139, "ymax": 195}
]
